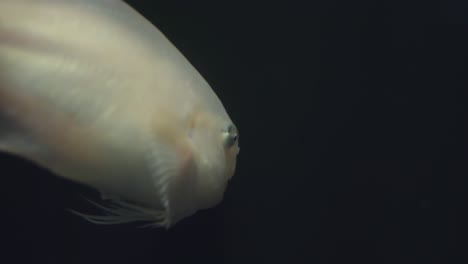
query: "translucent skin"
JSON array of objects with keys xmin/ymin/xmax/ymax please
[{"xmin": 0, "ymin": 0, "xmax": 239, "ymax": 227}]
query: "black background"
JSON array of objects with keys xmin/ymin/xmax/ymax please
[{"xmin": 1, "ymin": 0, "xmax": 467, "ymax": 263}]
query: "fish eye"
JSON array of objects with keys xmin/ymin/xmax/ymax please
[{"xmin": 224, "ymin": 124, "xmax": 238, "ymax": 148}]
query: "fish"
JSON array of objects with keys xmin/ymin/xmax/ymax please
[{"xmin": 0, "ymin": 0, "xmax": 239, "ymax": 228}]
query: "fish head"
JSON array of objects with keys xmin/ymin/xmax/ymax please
[{"xmin": 187, "ymin": 111, "xmax": 240, "ymax": 210}]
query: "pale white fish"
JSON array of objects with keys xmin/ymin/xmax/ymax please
[{"xmin": 0, "ymin": 0, "xmax": 239, "ymax": 228}]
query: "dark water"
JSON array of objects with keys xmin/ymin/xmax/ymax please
[{"xmin": 2, "ymin": 0, "xmax": 467, "ymax": 263}]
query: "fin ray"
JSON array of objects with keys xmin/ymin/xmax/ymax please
[{"xmin": 69, "ymin": 196, "xmax": 169, "ymax": 228}]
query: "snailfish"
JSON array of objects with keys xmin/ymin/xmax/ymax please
[{"xmin": 0, "ymin": 0, "xmax": 239, "ymax": 228}]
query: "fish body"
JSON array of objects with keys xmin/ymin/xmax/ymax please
[{"xmin": 0, "ymin": 0, "xmax": 239, "ymax": 227}]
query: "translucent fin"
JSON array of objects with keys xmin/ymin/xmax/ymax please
[
  {"xmin": 145, "ymin": 141, "xmax": 176, "ymax": 223},
  {"xmin": 68, "ymin": 140, "xmax": 187, "ymax": 229},
  {"xmin": 69, "ymin": 196, "xmax": 169, "ymax": 228}
]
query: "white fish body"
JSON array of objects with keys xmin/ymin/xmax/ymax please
[{"xmin": 0, "ymin": 0, "xmax": 239, "ymax": 227}]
